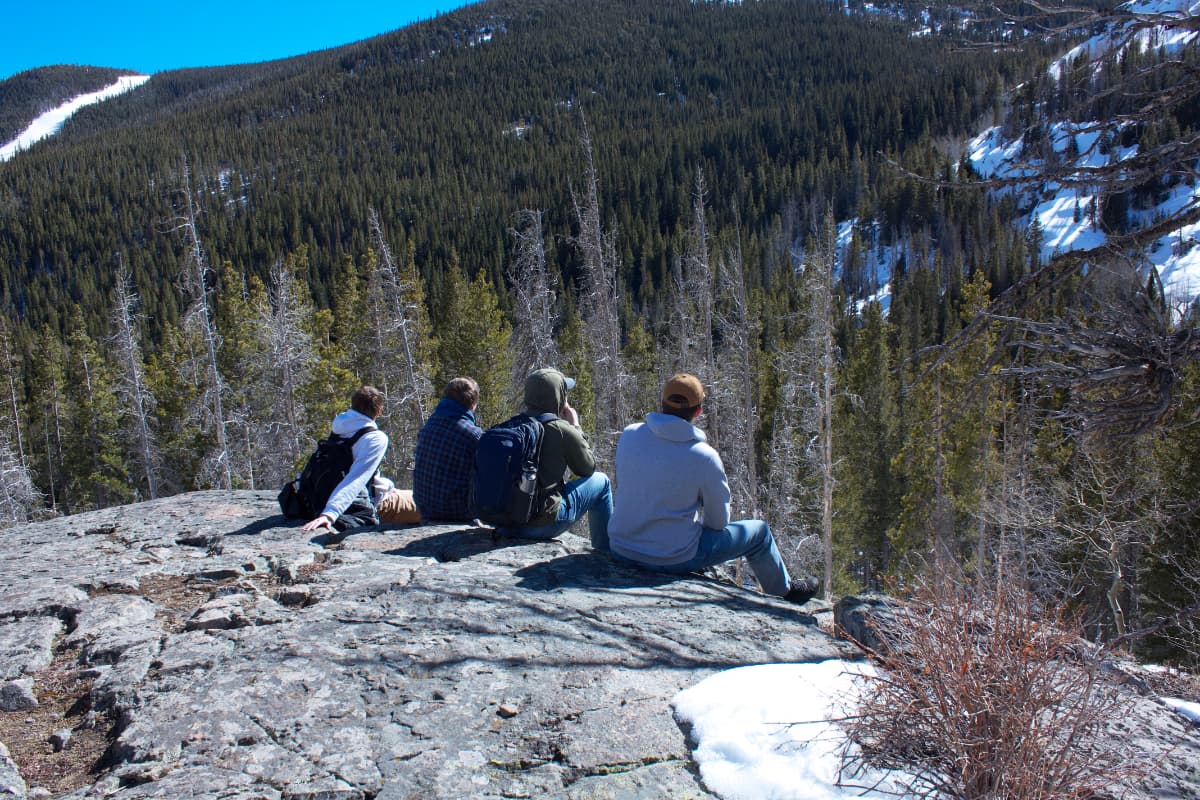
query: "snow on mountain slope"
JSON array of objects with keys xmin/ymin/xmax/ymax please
[
  {"xmin": 0, "ymin": 74, "xmax": 149, "ymax": 162},
  {"xmin": 969, "ymin": 0, "xmax": 1200, "ymax": 304}
]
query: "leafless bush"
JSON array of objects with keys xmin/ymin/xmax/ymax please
[{"xmin": 843, "ymin": 578, "xmax": 1146, "ymax": 800}]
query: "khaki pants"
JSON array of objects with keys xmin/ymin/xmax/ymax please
[{"xmin": 377, "ymin": 489, "xmax": 420, "ymax": 524}]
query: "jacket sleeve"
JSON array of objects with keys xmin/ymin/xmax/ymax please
[
  {"xmin": 321, "ymin": 429, "xmax": 389, "ymax": 520},
  {"xmin": 559, "ymin": 422, "xmax": 596, "ymax": 479},
  {"xmin": 697, "ymin": 448, "xmax": 731, "ymax": 531}
]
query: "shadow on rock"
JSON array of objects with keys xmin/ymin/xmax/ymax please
[
  {"xmin": 225, "ymin": 515, "xmax": 294, "ymax": 537},
  {"xmin": 383, "ymin": 527, "xmax": 539, "ymax": 562},
  {"xmin": 514, "ymin": 552, "xmax": 683, "ymax": 592},
  {"xmin": 514, "ymin": 554, "xmax": 821, "ymax": 627}
]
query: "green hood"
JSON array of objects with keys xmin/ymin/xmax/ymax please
[{"xmin": 524, "ymin": 368, "xmax": 574, "ymax": 414}]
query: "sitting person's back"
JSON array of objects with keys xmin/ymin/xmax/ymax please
[
  {"xmin": 608, "ymin": 373, "xmax": 818, "ymax": 605},
  {"xmin": 413, "ymin": 377, "xmax": 483, "ymax": 522}
]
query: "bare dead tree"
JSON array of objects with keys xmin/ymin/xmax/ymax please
[
  {"xmin": 109, "ymin": 256, "xmax": 159, "ymax": 499},
  {"xmin": 0, "ymin": 317, "xmax": 25, "ymax": 473},
  {"xmin": 843, "ymin": 577, "xmax": 1148, "ymax": 800},
  {"xmin": 664, "ymin": 169, "xmax": 723, "ymax": 449},
  {"xmin": 260, "ymin": 255, "xmax": 318, "ymax": 484},
  {"xmin": 763, "ymin": 321, "xmax": 826, "ymax": 586},
  {"xmin": 368, "ymin": 209, "xmax": 432, "ymax": 441},
  {"xmin": 712, "ymin": 226, "xmax": 761, "ymax": 518},
  {"xmin": 0, "ymin": 431, "xmax": 37, "ymax": 527},
  {"xmin": 171, "ymin": 156, "xmax": 232, "ymax": 490},
  {"xmin": 506, "ymin": 209, "xmax": 560, "ymax": 386},
  {"xmin": 775, "ymin": 212, "xmax": 841, "ymax": 598},
  {"xmin": 570, "ymin": 114, "xmax": 631, "ymax": 462}
]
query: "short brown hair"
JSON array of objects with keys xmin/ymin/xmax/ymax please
[
  {"xmin": 443, "ymin": 376, "xmax": 480, "ymax": 409},
  {"xmin": 660, "ymin": 401, "xmax": 702, "ymax": 421},
  {"xmin": 351, "ymin": 385, "xmax": 385, "ymax": 418}
]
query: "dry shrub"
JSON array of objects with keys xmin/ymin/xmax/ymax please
[{"xmin": 843, "ymin": 578, "xmax": 1146, "ymax": 800}]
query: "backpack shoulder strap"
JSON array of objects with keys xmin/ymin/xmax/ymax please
[
  {"xmin": 343, "ymin": 425, "xmax": 377, "ymax": 445},
  {"xmin": 534, "ymin": 413, "xmax": 558, "ymax": 424}
]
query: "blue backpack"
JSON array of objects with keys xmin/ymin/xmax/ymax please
[{"xmin": 473, "ymin": 413, "xmax": 556, "ymax": 527}]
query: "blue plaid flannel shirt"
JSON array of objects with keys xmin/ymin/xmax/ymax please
[{"xmin": 413, "ymin": 397, "xmax": 483, "ymax": 521}]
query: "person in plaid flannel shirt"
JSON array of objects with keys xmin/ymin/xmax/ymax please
[{"xmin": 413, "ymin": 377, "xmax": 484, "ymax": 522}]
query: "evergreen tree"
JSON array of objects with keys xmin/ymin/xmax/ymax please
[
  {"xmin": 891, "ymin": 271, "xmax": 1003, "ymax": 579},
  {"xmin": 0, "ymin": 318, "xmax": 26, "ymax": 477},
  {"xmin": 834, "ymin": 301, "xmax": 901, "ymax": 590},
  {"xmin": 216, "ymin": 269, "xmax": 268, "ymax": 488},
  {"xmin": 434, "ymin": 257, "xmax": 512, "ymax": 427},
  {"xmin": 262, "ymin": 250, "xmax": 321, "ymax": 483},
  {"xmin": 25, "ymin": 327, "xmax": 68, "ymax": 515},
  {"xmin": 621, "ymin": 306, "xmax": 659, "ymax": 420},
  {"xmin": 62, "ymin": 320, "xmax": 130, "ymax": 512},
  {"xmin": 145, "ymin": 323, "xmax": 212, "ymax": 494},
  {"xmin": 1143, "ymin": 359, "xmax": 1200, "ymax": 663},
  {"xmin": 557, "ymin": 309, "xmax": 597, "ymax": 434}
]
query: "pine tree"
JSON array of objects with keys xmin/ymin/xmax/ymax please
[
  {"xmin": 145, "ymin": 322, "xmax": 212, "ymax": 494},
  {"xmin": 62, "ymin": 321, "xmax": 130, "ymax": 512},
  {"xmin": 558, "ymin": 309, "xmax": 597, "ymax": 433},
  {"xmin": 891, "ymin": 271, "xmax": 1004, "ymax": 579},
  {"xmin": 0, "ymin": 317, "xmax": 27, "ymax": 477},
  {"xmin": 302, "ymin": 305, "xmax": 359, "ymax": 463},
  {"xmin": 834, "ymin": 300, "xmax": 901, "ymax": 589},
  {"xmin": 435, "ymin": 257, "xmax": 512, "ymax": 427},
  {"xmin": 621, "ymin": 306, "xmax": 659, "ymax": 420},
  {"xmin": 262, "ymin": 250, "xmax": 321, "ymax": 482},
  {"xmin": 217, "ymin": 269, "xmax": 268, "ymax": 488},
  {"xmin": 26, "ymin": 327, "xmax": 68, "ymax": 514}
]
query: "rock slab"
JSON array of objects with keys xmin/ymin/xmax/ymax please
[{"xmin": 0, "ymin": 491, "xmax": 850, "ymax": 799}]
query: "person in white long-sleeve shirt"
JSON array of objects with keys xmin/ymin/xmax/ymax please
[
  {"xmin": 607, "ymin": 373, "xmax": 819, "ymax": 604},
  {"xmin": 301, "ymin": 386, "xmax": 417, "ymax": 531}
]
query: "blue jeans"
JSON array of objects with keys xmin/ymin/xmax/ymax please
[
  {"xmin": 499, "ymin": 472, "xmax": 613, "ymax": 550},
  {"xmin": 615, "ymin": 519, "xmax": 792, "ymax": 596}
]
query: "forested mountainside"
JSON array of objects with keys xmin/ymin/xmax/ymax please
[
  {"xmin": 2, "ymin": 0, "xmax": 1199, "ymax": 665},
  {"xmin": 0, "ymin": 0, "xmax": 1027, "ymax": 339},
  {"xmin": 0, "ymin": 65, "xmax": 137, "ymax": 144}
]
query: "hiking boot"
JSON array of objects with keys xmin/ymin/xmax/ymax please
[{"xmin": 783, "ymin": 576, "xmax": 820, "ymax": 605}]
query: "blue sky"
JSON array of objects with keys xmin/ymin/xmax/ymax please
[{"xmin": 1, "ymin": 1, "xmax": 473, "ymax": 81}]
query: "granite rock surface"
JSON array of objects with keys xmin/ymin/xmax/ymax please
[{"xmin": 0, "ymin": 491, "xmax": 851, "ymax": 799}]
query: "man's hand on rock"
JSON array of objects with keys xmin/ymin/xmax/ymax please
[{"xmin": 301, "ymin": 514, "xmax": 334, "ymax": 532}]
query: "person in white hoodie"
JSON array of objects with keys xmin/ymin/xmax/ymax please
[
  {"xmin": 301, "ymin": 385, "xmax": 417, "ymax": 532},
  {"xmin": 607, "ymin": 373, "xmax": 819, "ymax": 604}
]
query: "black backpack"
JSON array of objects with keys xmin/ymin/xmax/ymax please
[
  {"xmin": 473, "ymin": 413, "xmax": 556, "ymax": 527},
  {"xmin": 278, "ymin": 426, "xmax": 380, "ymax": 530}
]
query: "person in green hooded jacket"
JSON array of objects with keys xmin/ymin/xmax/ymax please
[{"xmin": 494, "ymin": 368, "xmax": 613, "ymax": 549}]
